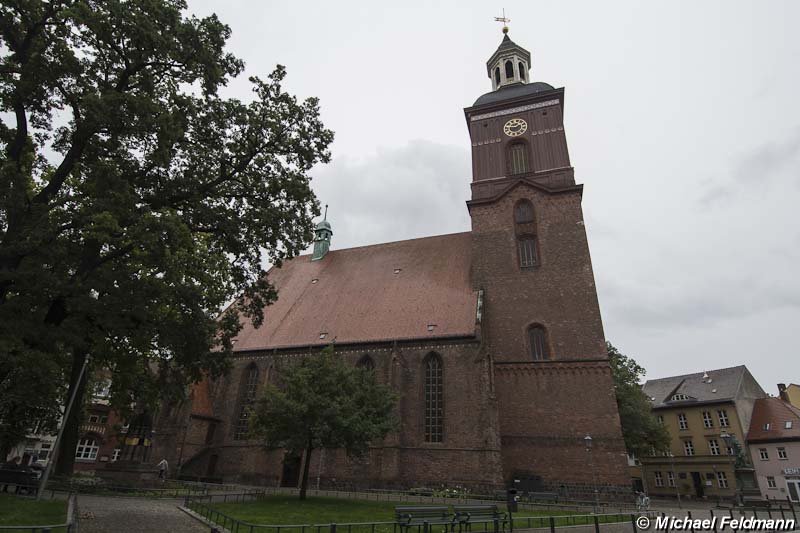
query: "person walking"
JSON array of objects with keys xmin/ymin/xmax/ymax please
[{"xmin": 157, "ymin": 458, "xmax": 168, "ymax": 482}]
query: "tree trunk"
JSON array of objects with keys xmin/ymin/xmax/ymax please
[
  {"xmin": 299, "ymin": 442, "xmax": 313, "ymax": 500},
  {"xmin": 54, "ymin": 348, "xmax": 89, "ymax": 476}
]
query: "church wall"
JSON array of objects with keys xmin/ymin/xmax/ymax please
[
  {"xmin": 200, "ymin": 341, "xmax": 504, "ymax": 490},
  {"xmin": 494, "ymin": 361, "xmax": 630, "ymax": 494},
  {"xmin": 470, "ymin": 185, "xmax": 607, "ymax": 362}
]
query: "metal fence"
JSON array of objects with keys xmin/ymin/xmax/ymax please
[
  {"xmin": 0, "ymin": 492, "xmax": 78, "ymax": 533},
  {"xmin": 183, "ymin": 492, "xmax": 656, "ymax": 533}
]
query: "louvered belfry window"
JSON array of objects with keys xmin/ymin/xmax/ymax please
[
  {"xmin": 529, "ymin": 326, "xmax": 549, "ymax": 360},
  {"xmin": 424, "ymin": 353, "xmax": 443, "ymax": 443},
  {"xmin": 234, "ymin": 363, "xmax": 259, "ymax": 440},
  {"xmin": 508, "ymin": 142, "xmax": 530, "ymax": 175}
]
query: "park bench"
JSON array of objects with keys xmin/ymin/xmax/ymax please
[
  {"xmin": 526, "ymin": 491, "xmax": 559, "ymax": 503},
  {"xmin": 453, "ymin": 504, "xmax": 508, "ymax": 533},
  {"xmin": 0, "ymin": 465, "xmax": 40, "ymax": 495},
  {"xmin": 395, "ymin": 506, "xmax": 452, "ymax": 533}
]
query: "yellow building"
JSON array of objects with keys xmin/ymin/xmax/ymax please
[
  {"xmin": 640, "ymin": 366, "xmax": 766, "ymax": 502},
  {"xmin": 779, "ymin": 384, "xmax": 800, "ymax": 409}
]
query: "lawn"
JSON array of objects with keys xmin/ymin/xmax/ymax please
[
  {"xmin": 198, "ymin": 495, "xmax": 630, "ymax": 531},
  {"xmin": 0, "ymin": 493, "xmax": 68, "ymax": 529}
]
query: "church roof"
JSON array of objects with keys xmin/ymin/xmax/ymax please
[
  {"xmin": 473, "ymin": 81, "xmax": 556, "ymax": 107},
  {"xmin": 232, "ymin": 232, "xmax": 478, "ymax": 351}
]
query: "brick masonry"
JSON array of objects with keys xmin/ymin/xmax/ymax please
[{"xmin": 154, "ymin": 65, "xmax": 630, "ymax": 496}]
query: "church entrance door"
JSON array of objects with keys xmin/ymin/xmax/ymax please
[{"xmin": 281, "ymin": 452, "xmax": 301, "ymax": 488}]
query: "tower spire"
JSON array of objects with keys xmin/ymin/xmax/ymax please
[
  {"xmin": 312, "ymin": 206, "xmax": 333, "ymax": 261},
  {"xmin": 486, "ymin": 17, "xmax": 531, "ymax": 91}
]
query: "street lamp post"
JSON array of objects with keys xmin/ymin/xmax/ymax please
[{"xmin": 584, "ymin": 435, "xmax": 599, "ymax": 514}]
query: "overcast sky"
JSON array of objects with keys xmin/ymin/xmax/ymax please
[{"xmin": 187, "ymin": 0, "xmax": 799, "ymax": 391}]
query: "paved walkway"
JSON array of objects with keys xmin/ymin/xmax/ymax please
[{"xmin": 78, "ymin": 495, "xmax": 207, "ymax": 533}]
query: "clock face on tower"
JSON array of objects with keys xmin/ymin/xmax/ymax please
[{"xmin": 503, "ymin": 118, "xmax": 527, "ymax": 137}]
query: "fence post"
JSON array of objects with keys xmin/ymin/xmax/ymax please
[
  {"xmin": 709, "ymin": 509, "xmax": 717, "ymax": 533},
  {"xmin": 630, "ymin": 514, "xmax": 637, "ymax": 533},
  {"xmin": 549, "ymin": 516, "xmax": 555, "ymax": 533},
  {"xmin": 493, "ymin": 517, "xmax": 499, "ymax": 533},
  {"xmin": 332, "ymin": 523, "xmax": 338, "ymax": 533},
  {"xmin": 688, "ymin": 511, "xmax": 695, "ymax": 533},
  {"xmin": 593, "ymin": 514, "xmax": 599, "ymax": 533}
]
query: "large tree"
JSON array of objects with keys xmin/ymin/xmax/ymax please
[
  {"xmin": 249, "ymin": 347, "xmax": 397, "ymax": 499},
  {"xmin": 607, "ymin": 342, "xmax": 670, "ymax": 459},
  {"xmin": 0, "ymin": 0, "xmax": 333, "ymax": 473}
]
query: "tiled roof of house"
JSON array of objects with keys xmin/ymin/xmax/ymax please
[
  {"xmin": 642, "ymin": 365, "xmax": 750, "ymax": 408},
  {"xmin": 747, "ymin": 397, "xmax": 800, "ymax": 442},
  {"xmin": 231, "ymin": 232, "xmax": 478, "ymax": 351}
]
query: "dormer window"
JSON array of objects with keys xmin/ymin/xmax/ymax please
[{"xmin": 671, "ymin": 393, "xmax": 689, "ymax": 401}]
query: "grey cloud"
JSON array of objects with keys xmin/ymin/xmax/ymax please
[{"xmin": 310, "ymin": 140, "xmax": 472, "ymax": 252}]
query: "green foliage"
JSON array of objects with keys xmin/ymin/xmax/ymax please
[
  {"xmin": 250, "ymin": 346, "xmax": 397, "ymax": 498},
  {"xmin": 607, "ymin": 342, "xmax": 670, "ymax": 458},
  {"xmin": 0, "ymin": 0, "xmax": 333, "ymax": 460}
]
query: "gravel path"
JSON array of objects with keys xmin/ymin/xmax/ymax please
[{"xmin": 78, "ymin": 495, "xmax": 208, "ymax": 532}]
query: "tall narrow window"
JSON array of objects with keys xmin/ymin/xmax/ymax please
[
  {"xmin": 518, "ymin": 236, "xmax": 538, "ymax": 267},
  {"xmin": 234, "ymin": 363, "xmax": 259, "ymax": 440},
  {"xmin": 528, "ymin": 325, "xmax": 549, "ymax": 360},
  {"xmin": 505, "ymin": 60, "xmax": 514, "ymax": 80},
  {"xmin": 507, "ymin": 142, "xmax": 530, "ymax": 175},
  {"xmin": 494, "ymin": 67, "xmax": 501, "ymax": 86},
  {"xmin": 424, "ymin": 353, "xmax": 443, "ymax": 443},
  {"xmin": 519, "ymin": 62, "xmax": 526, "ymax": 81},
  {"xmin": 357, "ymin": 354, "xmax": 375, "ymax": 372}
]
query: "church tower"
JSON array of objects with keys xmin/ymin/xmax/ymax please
[{"xmin": 466, "ymin": 27, "xmax": 630, "ymax": 494}]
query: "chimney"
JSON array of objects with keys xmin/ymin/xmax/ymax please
[{"xmin": 778, "ymin": 383, "xmax": 789, "ymax": 402}]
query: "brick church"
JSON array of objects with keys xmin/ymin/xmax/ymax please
[{"xmin": 154, "ymin": 28, "xmax": 630, "ymax": 496}]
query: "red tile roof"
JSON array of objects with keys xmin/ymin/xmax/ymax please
[
  {"xmin": 747, "ymin": 397, "xmax": 800, "ymax": 442},
  {"xmin": 232, "ymin": 232, "xmax": 478, "ymax": 351}
]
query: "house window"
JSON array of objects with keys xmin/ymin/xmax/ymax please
[
  {"xmin": 786, "ymin": 421, "xmax": 793, "ymax": 429},
  {"xmin": 759, "ymin": 448, "xmax": 769, "ymax": 461},
  {"xmin": 702, "ymin": 411, "xmax": 713, "ymax": 428},
  {"xmin": 778, "ymin": 447, "xmax": 788, "ymax": 460},
  {"xmin": 717, "ymin": 471, "xmax": 728, "ymax": 488},
  {"xmin": 767, "ymin": 476, "xmax": 777, "ymax": 489},
  {"xmin": 507, "ymin": 142, "xmax": 530, "ymax": 175},
  {"xmin": 505, "ymin": 60, "xmax": 514, "ymax": 79},
  {"xmin": 654, "ymin": 471, "xmax": 664, "ymax": 487},
  {"xmin": 727, "ymin": 446, "xmax": 735, "ymax": 456},
  {"xmin": 518, "ymin": 236, "xmax": 538, "ymax": 267},
  {"xmin": 683, "ymin": 440, "xmax": 694, "ymax": 456},
  {"xmin": 88, "ymin": 415, "xmax": 99, "ymax": 423},
  {"xmin": 678, "ymin": 413, "xmax": 688, "ymax": 430},
  {"xmin": 657, "ymin": 415, "xmax": 664, "ymax": 425},
  {"xmin": 75, "ymin": 438, "xmax": 99, "ymax": 461},
  {"xmin": 357, "ymin": 354, "xmax": 375, "ymax": 371},
  {"xmin": 709, "ymin": 439, "xmax": 720, "ymax": 456},
  {"xmin": 233, "ymin": 363, "xmax": 259, "ymax": 440},
  {"xmin": 38, "ymin": 442, "xmax": 51, "ymax": 461},
  {"xmin": 528, "ymin": 325, "xmax": 549, "ymax": 361},
  {"xmin": 667, "ymin": 471, "xmax": 675, "ymax": 487},
  {"xmin": 424, "ymin": 353, "xmax": 444, "ymax": 443},
  {"xmin": 717, "ymin": 410, "xmax": 729, "ymax": 427},
  {"xmin": 111, "ymin": 448, "xmax": 121, "ymax": 462}
]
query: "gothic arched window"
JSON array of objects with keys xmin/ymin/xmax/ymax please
[
  {"xmin": 505, "ymin": 60, "xmax": 514, "ymax": 80},
  {"xmin": 507, "ymin": 141, "xmax": 530, "ymax": 175},
  {"xmin": 423, "ymin": 353, "xmax": 443, "ymax": 443},
  {"xmin": 528, "ymin": 325, "xmax": 550, "ymax": 361},
  {"xmin": 357, "ymin": 354, "xmax": 375, "ymax": 372},
  {"xmin": 519, "ymin": 62, "xmax": 526, "ymax": 81},
  {"xmin": 233, "ymin": 363, "xmax": 259, "ymax": 440},
  {"xmin": 494, "ymin": 67, "xmax": 501, "ymax": 86},
  {"xmin": 515, "ymin": 200, "xmax": 535, "ymax": 224}
]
